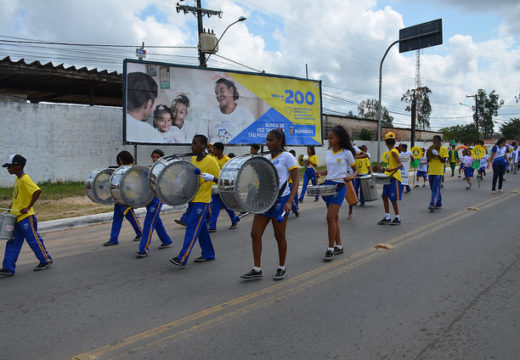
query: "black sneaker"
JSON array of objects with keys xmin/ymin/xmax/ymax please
[
  {"xmin": 33, "ymin": 261, "xmax": 53, "ymax": 271},
  {"xmin": 0, "ymin": 268, "xmax": 14, "ymax": 278},
  {"xmin": 333, "ymin": 246, "xmax": 344, "ymax": 255},
  {"xmin": 103, "ymin": 241, "xmax": 118, "ymax": 246},
  {"xmin": 194, "ymin": 256, "xmax": 214, "ymax": 263},
  {"xmin": 133, "ymin": 235, "xmax": 142, "ymax": 242},
  {"xmin": 390, "ymin": 218, "xmax": 401, "ymax": 225},
  {"xmin": 293, "ymin": 208, "xmax": 299, "ymax": 217},
  {"xmin": 273, "ymin": 268, "xmax": 287, "ymax": 281},
  {"xmin": 428, "ymin": 206, "xmax": 434, "ymax": 212},
  {"xmin": 135, "ymin": 252, "xmax": 148, "ymax": 259},
  {"xmin": 158, "ymin": 243, "xmax": 172, "ymax": 250},
  {"xmin": 229, "ymin": 222, "xmax": 238, "ymax": 229},
  {"xmin": 169, "ymin": 257, "xmax": 184, "ymax": 266},
  {"xmin": 378, "ymin": 217, "xmax": 391, "ymax": 225},
  {"xmin": 209, "ymin": 228, "xmax": 217, "ymax": 233},
  {"xmin": 323, "ymin": 249, "xmax": 334, "ymax": 262},
  {"xmin": 240, "ymin": 269, "xmax": 262, "ymax": 279},
  {"xmin": 174, "ymin": 219, "xmax": 187, "ymax": 226}
]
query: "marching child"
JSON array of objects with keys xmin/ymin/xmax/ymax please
[
  {"xmin": 478, "ymin": 152, "xmax": 488, "ymax": 180},
  {"xmin": 462, "ymin": 149, "xmax": 474, "ymax": 190},
  {"xmin": 415, "ymin": 150, "xmax": 428, "ymax": 187},
  {"xmin": 0, "ymin": 154, "xmax": 53, "ymax": 278},
  {"xmin": 378, "ymin": 132, "xmax": 403, "ymax": 225}
]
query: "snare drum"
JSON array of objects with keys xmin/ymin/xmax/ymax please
[
  {"xmin": 358, "ymin": 175, "xmax": 379, "ymax": 202},
  {"xmin": 218, "ymin": 155, "xmax": 279, "ymax": 214},
  {"xmin": 110, "ymin": 165, "xmax": 154, "ymax": 208},
  {"xmin": 0, "ymin": 213, "xmax": 16, "ymax": 240},
  {"xmin": 372, "ymin": 173, "xmax": 391, "ymax": 185},
  {"xmin": 149, "ymin": 157, "xmax": 199, "ymax": 206},
  {"xmin": 307, "ymin": 185, "xmax": 337, "ymax": 197},
  {"xmin": 85, "ymin": 168, "xmax": 115, "ymax": 204}
]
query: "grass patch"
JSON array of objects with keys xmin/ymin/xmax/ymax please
[{"xmin": 0, "ymin": 181, "xmax": 85, "ymax": 201}]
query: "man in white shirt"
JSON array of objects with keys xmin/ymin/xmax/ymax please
[{"xmin": 126, "ymin": 72, "xmax": 163, "ymax": 143}]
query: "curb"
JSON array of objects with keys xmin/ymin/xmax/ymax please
[{"xmin": 38, "ymin": 204, "xmax": 187, "ymax": 234}]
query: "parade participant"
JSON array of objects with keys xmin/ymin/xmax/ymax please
[
  {"xmin": 299, "ymin": 146, "xmax": 319, "ymax": 202},
  {"xmin": 377, "ymin": 132, "xmax": 403, "ymax": 225},
  {"xmin": 316, "ymin": 125, "xmax": 357, "ymax": 262},
  {"xmin": 288, "ymin": 150, "xmax": 299, "ymax": 217},
  {"xmin": 487, "ymin": 137, "xmax": 508, "ymax": 193},
  {"xmin": 240, "ymin": 129, "xmax": 298, "ymax": 280},
  {"xmin": 399, "ymin": 143, "xmax": 413, "ymax": 193},
  {"xmin": 353, "ymin": 150, "xmax": 373, "ymax": 207},
  {"xmin": 448, "ymin": 145, "xmax": 459, "ymax": 177},
  {"xmin": 169, "ymin": 135, "xmax": 220, "ymax": 266},
  {"xmin": 478, "ymin": 152, "xmax": 488, "ymax": 180},
  {"xmin": 103, "ymin": 151, "xmax": 143, "ymax": 246},
  {"xmin": 512, "ymin": 142, "xmax": 519, "ymax": 174},
  {"xmin": 461, "ymin": 149, "xmax": 474, "ymax": 190},
  {"xmin": 208, "ymin": 142, "xmax": 240, "ymax": 232},
  {"xmin": 0, "ymin": 154, "xmax": 53, "ymax": 278},
  {"xmin": 250, "ymin": 144, "xmax": 260, "ymax": 155},
  {"xmin": 415, "ymin": 149, "xmax": 428, "ymax": 187},
  {"xmin": 426, "ymin": 135, "xmax": 448, "ymax": 211},
  {"xmin": 135, "ymin": 150, "xmax": 174, "ymax": 258}
]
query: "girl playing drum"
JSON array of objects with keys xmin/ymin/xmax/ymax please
[
  {"xmin": 316, "ymin": 126, "xmax": 357, "ymax": 262},
  {"xmin": 240, "ymin": 129, "xmax": 299, "ymax": 281}
]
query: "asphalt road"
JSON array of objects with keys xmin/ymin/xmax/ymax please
[{"xmin": 1, "ymin": 173, "xmax": 519, "ymax": 360}]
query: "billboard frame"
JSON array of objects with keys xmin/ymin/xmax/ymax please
[{"xmin": 122, "ymin": 58, "xmax": 323, "ymax": 147}]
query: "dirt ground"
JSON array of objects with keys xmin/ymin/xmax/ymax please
[{"xmin": 0, "ymin": 196, "xmax": 112, "ymax": 222}]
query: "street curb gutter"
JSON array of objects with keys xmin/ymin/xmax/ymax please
[{"xmin": 38, "ymin": 204, "xmax": 186, "ymax": 234}]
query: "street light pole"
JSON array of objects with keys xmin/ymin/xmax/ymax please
[
  {"xmin": 204, "ymin": 16, "xmax": 246, "ymax": 67},
  {"xmin": 466, "ymin": 94, "xmax": 478, "ymax": 142}
]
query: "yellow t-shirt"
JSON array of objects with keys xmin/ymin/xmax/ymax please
[
  {"xmin": 354, "ymin": 157, "xmax": 370, "ymax": 175},
  {"xmin": 11, "ymin": 174, "xmax": 40, "ymax": 222},
  {"xmin": 307, "ymin": 154, "xmax": 318, "ymax": 168},
  {"xmin": 428, "ymin": 146, "xmax": 448, "ymax": 175},
  {"xmin": 382, "ymin": 148, "xmax": 402, "ymax": 182},
  {"xmin": 216, "ymin": 155, "xmax": 230, "ymax": 169},
  {"xmin": 191, "ymin": 155, "xmax": 220, "ymax": 203}
]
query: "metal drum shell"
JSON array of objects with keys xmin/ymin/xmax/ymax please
[
  {"xmin": 85, "ymin": 168, "xmax": 115, "ymax": 205},
  {"xmin": 307, "ymin": 185, "xmax": 337, "ymax": 197},
  {"xmin": 110, "ymin": 165, "xmax": 154, "ymax": 208},
  {"xmin": 149, "ymin": 157, "xmax": 199, "ymax": 206},
  {"xmin": 218, "ymin": 155, "xmax": 279, "ymax": 214},
  {"xmin": 0, "ymin": 213, "xmax": 16, "ymax": 240},
  {"xmin": 372, "ymin": 173, "xmax": 391, "ymax": 185},
  {"xmin": 358, "ymin": 175, "xmax": 379, "ymax": 202}
]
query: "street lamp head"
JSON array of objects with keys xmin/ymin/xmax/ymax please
[{"xmin": 238, "ymin": 16, "xmax": 247, "ymax": 22}]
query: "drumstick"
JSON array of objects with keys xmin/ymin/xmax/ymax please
[
  {"xmin": 194, "ymin": 168, "xmax": 201, "ymax": 175},
  {"xmin": 276, "ymin": 211, "xmax": 287, "ymax": 223}
]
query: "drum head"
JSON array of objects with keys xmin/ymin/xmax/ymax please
[
  {"xmin": 85, "ymin": 168, "xmax": 115, "ymax": 204},
  {"xmin": 150, "ymin": 158, "xmax": 199, "ymax": 206},
  {"xmin": 111, "ymin": 166, "xmax": 154, "ymax": 208},
  {"xmin": 219, "ymin": 156, "xmax": 279, "ymax": 214}
]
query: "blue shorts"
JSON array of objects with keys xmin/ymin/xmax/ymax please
[
  {"xmin": 322, "ymin": 180, "xmax": 347, "ymax": 206},
  {"xmin": 478, "ymin": 166, "xmax": 486, "ymax": 174},
  {"xmin": 382, "ymin": 178, "xmax": 402, "ymax": 201},
  {"xmin": 464, "ymin": 167, "xmax": 474, "ymax": 178},
  {"xmin": 263, "ymin": 194, "xmax": 290, "ymax": 218},
  {"xmin": 417, "ymin": 170, "xmax": 427, "ymax": 178}
]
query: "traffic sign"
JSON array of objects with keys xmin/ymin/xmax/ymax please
[{"xmin": 399, "ymin": 19, "xmax": 442, "ymax": 53}]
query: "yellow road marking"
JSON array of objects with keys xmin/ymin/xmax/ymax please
[{"xmin": 71, "ymin": 188, "xmax": 520, "ymax": 360}]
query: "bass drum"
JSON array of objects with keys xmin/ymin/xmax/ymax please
[
  {"xmin": 85, "ymin": 168, "xmax": 115, "ymax": 204},
  {"xmin": 110, "ymin": 165, "xmax": 154, "ymax": 208},
  {"xmin": 218, "ymin": 155, "xmax": 279, "ymax": 214},
  {"xmin": 149, "ymin": 157, "xmax": 199, "ymax": 206}
]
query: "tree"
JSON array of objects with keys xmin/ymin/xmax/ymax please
[
  {"xmin": 357, "ymin": 98, "xmax": 393, "ymax": 127},
  {"xmin": 401, "ymin": 86, "xmax": 432, "ymax": 130},
  {"xmin": 500, "ymin": 118, "xmax": 520, "ymax": 140},
  {"xmin": 440, "ymin": 123, "xmax": 478, "ymax": 145},
  {"xmin": 358, "ymin": 128, "xmax": 373, "ymax": 140},
  {"xmin": 474, "ymin": 89, "xmax": 504, "ymax": 139}
]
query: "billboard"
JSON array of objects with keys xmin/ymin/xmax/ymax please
[{"xmin": 123, "ymin": 59, "xmax": 323, "ymax": 146}]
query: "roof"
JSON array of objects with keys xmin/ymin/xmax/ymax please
[{"xmin": 0, "ymin": 56, "xmax": 122, "ymax": 106}]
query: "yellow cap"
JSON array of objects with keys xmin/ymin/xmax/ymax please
[{"xmin": 384, "ymin": 131, "xmax": 396, "ymax": 140}]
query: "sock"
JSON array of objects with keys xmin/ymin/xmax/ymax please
[
  {"xmin": 385, "ymin": 213, "xmax": 391, "ymax": 220},
  {"xmin": 253, "ymin": 266, "xmax": 261, "ymax": 272},
  {"xmin": 328, "ymin": 247, "xmax": 334, "ymax": 252},
  {"xmin": 395, "ymin": 215, "xmax": 400, "ymax": 220},
  {"xmin": 335, "ymin": 245, "xmax": 343, "ymax": 250},
  {"xmin": 278, "ymin": 266, "xmax": 286, "ymax": 271}
]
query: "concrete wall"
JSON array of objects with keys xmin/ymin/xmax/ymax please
[{"xmin": 0, "ymin": 101, "xmax": 445, "ymax": 187}]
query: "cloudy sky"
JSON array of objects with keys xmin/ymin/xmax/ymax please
[{"xmin": 1, "ymin": 0, "xmax": 519, "ymax": 131}]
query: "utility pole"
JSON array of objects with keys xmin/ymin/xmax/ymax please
[
  {"xmin": 176, "ymin": 0, "xmax": 222, "ymax": 67},
  {"xmin": 411, "ymin": 90, "xmax": 416, "ymax": 147},
  {"xmin": 466, "ymin": 94, "xmax": 478, "ymax": 142}
]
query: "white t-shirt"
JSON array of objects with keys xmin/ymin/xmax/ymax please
[
  {"xmin": 418, "ymin": 155, "xmax": 428, "ymax": 172},
  {"xmin": 126, "ymin": 113, "xmax": 163, "ymax": 143},
  {"xmin": 326, "ymin": 148, "xmax": 356, "ymax": 183},
  {"xmin": 207, "ymin": 105, "xmax": 256, "ymax": 143},
  {"xmin": 462, "ymin": 155, "xmax": 474, "ymax": 167},
  {"xmin": 266, "ymin": 152, "xmax": 298, "ymax": 197},
  {"xmin": 480, "ymin": 154, "xmax": 488, "ymax": 168}
]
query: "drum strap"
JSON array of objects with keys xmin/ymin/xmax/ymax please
[{"xmin": 277, "ymin": 181, "xmax": 288, "ymax": 199}]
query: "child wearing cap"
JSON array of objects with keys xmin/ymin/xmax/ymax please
[
  {"xmin": 0, "ymin": 154, "xmax": 53, "ymax": 278},
  {"xmin": 378, "ymin": 132, "xmax": 403, "ymax": 225}
]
